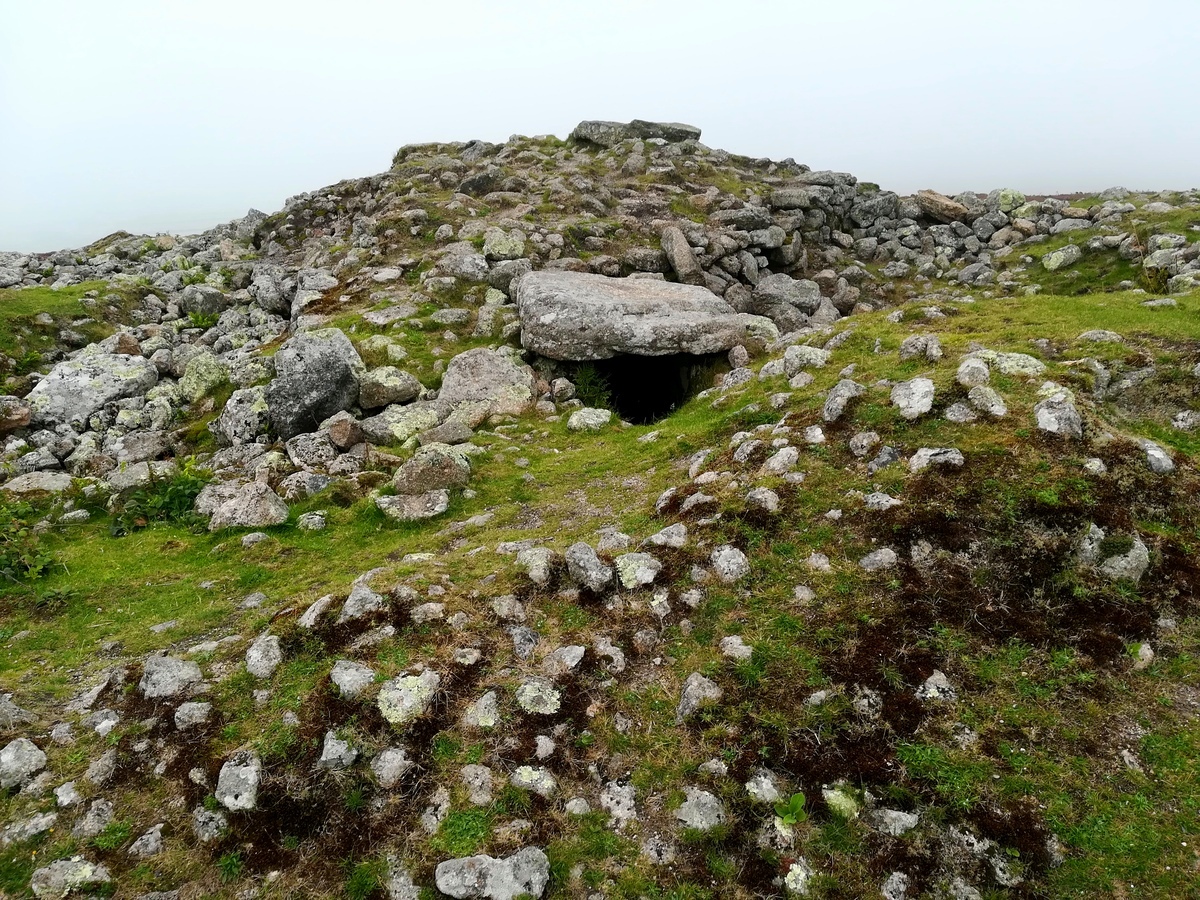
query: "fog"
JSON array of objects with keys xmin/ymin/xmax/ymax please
[{"xmin": 1, "ymin": 0, "xmax": 1196, "ymax": 251}]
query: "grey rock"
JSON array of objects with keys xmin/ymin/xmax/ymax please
[
  {"xmin": 331, "ymin": 660, "xmax": 376, "ymax": 698},
  {"xmin": 267, "ymin": 328, "xmax": 365, "ymax": 440},
  {"xmin": 515, "ymin": 547, "xmax": 557, "ymax": 586},
  {"xmin": 180, "ymin": 283, "xmax": 230, "ymax": 317},
  {"xmin": 0, "ymin": 738, "xmax": 47, "ymax": 790},
  {"xmin": 859, "ymin": 548, "xmax": 898, "ymax": 571},
  {"xmin": 462, "ymin": 691, "xmax": 501, "ymax": 730},
  {"xmin": 516, "ymin": 271, "xmax": 774, "ymax": 362},
  {"xmin": 192, "ymin": 806, "xmax": 227, "ymax": 842},
  {"xmin": 0, "ymin": 694, "xmax": 34, "ymax": 730},
  {"xmin": 648, "ymin": 523, "xmax": 688, "ymax": 548},
  {"xmin": 434, "ymin": 846, "xmax": 550, "ymax": 900},
  {"xmin": 909, "ymin": 447, "xmax": 965, "ymax": 473},
  {"xmin": 1098, "ymin": 538, "xmax": 1151, "ymax": 583},
  {"xmin": 510, "ymin": 765, "xmax": 557, "ymax": 797},
  {"xmin": 1034, "ymin": 392, "xmax": 1082, "ymax": 439},
  {"xmin": 246, "ymin": 632, "xmax": 283, "ymax": 678},
  {"xmin": 566, "ymin": 407, "xmax": 612, "ymax": 432},
  {"xmin": 339, "ymin": 583, "xmax": 386, "ymax": 624},
  {"xmin": 956, "ymin": 357, "xmax": 990, "ymax": 387},
  {"xmin": 1043, "ymin": 244, "xmax": 1083, "ymax": 271},
  {"xmin": 30, "ymin": 857, "xmax": 112, "ymax": 899},
  {"xmin": 542, "ymin": 645, "xmax": 586, "ymax": 678},
  {"xmin": 393, "ymin": 443, "xmax": 471, "ymax": 495},
  {"xmin": 208, "ymin": 482, "xmax": 289, "ymax": 531},
  {"xmin": 676, "ymin": 672, "xmax": 722, "ymax": 724},
  {"xmin": 870, "ymin": 809, "xmax": 919, "ymax": 837},
  {"xmin": 375, "ymin": 489, "xmax": 450, "ymax": 522},
  {"xmin": 915, "ymin": 670, "xmax": 957, "ymax": 701},
  {"xmin": 84, "ymin": 749, "xmax": 117, "ymax": 785},
  {"xmin": 360, "ymin": 367, "xmax": 422, "ymax": 409},
  {"xmin": 565, "ymin": 542, "xmax": 613, "ymax": 593},
  {"xmin": 823, "ymin": 379, "xmax": 865, "ymax": 422},
  {"xmin": 216, "ymin": 751, "xmax": 262, "ymax": 811},
  {"xmin": 1139, "ymin": 439, "xmax": 1175, "ymax": 474},
  {"xmin": 27, "ymin": 350, "xmax": 158, "ymax": 429},
  {"xmin": 174, "ymin": 702, "xmax": 212, "ymax": 730},
  {"xmin": 898, "ymin": 334, "xmax": 943, "ymax": 362},
  {"xmin": 436, "ymin": 348, "xmax": 535, "ymax": 424},
  {"xmin": 711, "ymin": 545, "xmax": 749, "ymax": 583},
  {"xmin": 891, "ymin": 377, "xmax": 935, "ymax": 419},
  {"xmin": 211, "ymin": 386, "xmax": 270, "ymax": 446},
  {"xmin": 377, "ymin": 671, "xmax": 441, "ymax": 727},
  {"xmin": 73, "ymin": 799, "xmax": 114, "ymax": 839},
  {"xmin": 515, "ymin": 678, "xmax": 561, "ymax": 715},
  {"xmin": 967, "ymin": 385, "xmax": 1007, "ymax": 417},
  {"xmin": 674, "ymin": 787, "xmax": 727, "ymax": 831},
  {"xmin": 783, "ymin": 344, "xmax": 831, "ymax": 375},
  {"xmin": 660, "ymin": 226, "xmax": 704, "ymax": 286},
  {"xmin": 317, "ymin": 730, "xmax": 358, "ymax": 770},
  {"xmin": 720, "ymin": 635, "xmax": 754, "ymax": 661},
  {"xmin": 615, "ymin": 552, "xmax": 662, "ymax": 589},
  {"xmin": 1, "ymin": 471, "xmax": 74, "ymax": 498},
  {"xmin": 461, "ymin": 764, "xmax": 494, "ymax": 805},
  {"xmin": 371, "ymin": 748, "xmax": 414, "ymax": 787},
  {"xmin": 139, "ymin": 655, "xmax": 202, "ymax": 699},
  {"xmin": 127, "ymin": 823, "xmax": 164, "ymax": 858},
  {"xmin": 2, "ymin": 811, "xmax": 58, "ymax": 846}
]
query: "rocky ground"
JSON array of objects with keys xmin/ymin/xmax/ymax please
[{"xmin": 1, "ymin": 119, "xmax": 1199, "ymax": 900}]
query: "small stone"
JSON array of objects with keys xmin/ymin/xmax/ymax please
[
  {"xmin": 647, "ymin": 523, "xmax": 687, "ymax": 548},
  {"xmin": 510, "ymin": 765, "xmax": 557, "ymax": 797},
  {"xmin": 720, "ymin": 636, "xmax": 753, "ymax": 661},
  {"xmin": 317, "ymin": 730, "xmax": 358, "ymax": 770},
  {"xmin": 138, "ymin": 655, "xmax": 202, "ymax": 699},
  {"xmin": 567, "ymin": 407, "xmax": 612, "ymax": 432},
  {"xmin": 331, "ymin": 660, "xmax": 376, "ymax": 698},
  {"xmin": 859, "ymin": 548, "xmax": 898, "ymax": 571},
  {"xmin": 675, "ymin": 787, "xmax": 726, "ymax": 831},
  {"xmin": 462, "ymin": 690, "xmax": 501, "ymax": 729},
  {"xmin": 515, "ymin": 678, "xmax": 561, "ymax": 715},
  {"xmin": 216, "ymin": 752, "xmax": 262, "ymax": 811},
  {"xmin": 192, "ymin": 807, "xmax": 228, "ymax": 843},
  {"xmin": 909, "ymin": 447, "xmax": 964, "ymax": 473},
  {"xmin": 916, "ymin": 670, "xmax": 957, "ymax": 702},
  {"xmin": 378, "ymin": 671, "xmax": 441, "ymax": 727},
  {"xmin": 128, "ymin": 823, "xmax": 164, "ymax": 858},
  {"xmin": 710, "ymin": 545, "xmax": 749, "ymax": 583},
  {"xmin": 371, "ymin": 748, "xmax": 414, "ymax": 788},
  {"xmin": 0, "ymin": 738, "xmax": 47, "ymax": 789},
  {"xmin": 246, "ymin": 632, "xmax": 283, "ymax": 678},
  {"xmin": 30, "ymin": 857, "xmax": 112, "ymax": 900},
  {"xmin": 676, "ymin": 672, "xmax": 722, "ymax": 724}
]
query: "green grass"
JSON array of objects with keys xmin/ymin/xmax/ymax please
[
  {"xmin": 0, "ymin": 281, "xmax": 111, "ymax": 365},
  {"xmin": 430, "ymin": 808, "xmax": 493, "ymax": 857}
]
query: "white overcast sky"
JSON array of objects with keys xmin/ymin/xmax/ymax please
[{"xmin": 1, "ymin": 0, "xmax": 1197, "ymax": 252}]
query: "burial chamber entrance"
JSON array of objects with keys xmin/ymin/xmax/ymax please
[{"xmin": 575, "ymin": 352, "xmax": 724, "ymax": 425}]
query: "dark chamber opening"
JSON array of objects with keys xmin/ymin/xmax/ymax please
[{"xmin": 585, "ymin": 352, "xmax": 722, "ymax": 425}]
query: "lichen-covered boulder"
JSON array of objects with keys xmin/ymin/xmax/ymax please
[
  {"xmin": 435, "ymin": 348, "xmax": 535, "ymax": 425},
  {"xmin": 26, "ymin": 348, "xmax": 158, "ymax": 429},
  {"xmin": 207, "ymin": 482, "xmax": 289, "ymax": 531},
  {"xmin": 378, "ymin": 671, "xmax": 441, "ymax": 727},
  {"xmin": 516, "ymin": 271, "xmax": 774, "ymax": 361},
  {"xmin": 266, "ymin": 328, "xmax": 365, "ymax": 439}
]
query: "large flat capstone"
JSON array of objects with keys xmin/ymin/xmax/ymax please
[{"xmin": 515, "ymin": 271, "xmax": 775, "ymax": 361}]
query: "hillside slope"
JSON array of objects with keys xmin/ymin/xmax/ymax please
[{"xmin": 2, "ymin": 120, "xmax": 1199, "ymax": 900}]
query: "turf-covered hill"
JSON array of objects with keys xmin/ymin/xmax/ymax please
[{"xmin": 1, "ymin": 120, "xmax": 1200, "ymax": 900}]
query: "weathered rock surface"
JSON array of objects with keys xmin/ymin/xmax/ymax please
[
  {"xmin": 516, "ymin": 271, "xmax": 773, "ymax": 361},
  {"xmin": 26, "ymin": 350, "xmax": 158, "ymax": 429},
  {"xmin": 434, "ymin": 847, "xmax": 550, "ymax": 900},
  {"xmin": 266, "ymin": 328, "xmax": 365, "ymax": 439}
]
